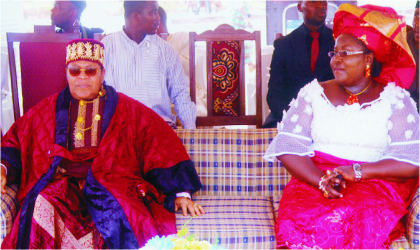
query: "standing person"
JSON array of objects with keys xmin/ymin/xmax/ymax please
[
  {"xmin": 156, "ymin": 7, "xmax": 189, "ymax": 84},
  {"xmin": 195, "ymin": 0, "xmax": 211, "ymax": 15},
  {"xmin": 51, "ymin": 1, "xmax": 103, "ymax": 39},
  {"xmin": 0, "ymin": 38, "xmax": 204, "ymax": 249},
  {"xmin": 264, "ymin": 4, "xmax": 418, "ymax": 248},
  {"xmin": 407, "ymin": 0, "xmax": 419, "ymax": 111},
  {"xmin": 263, "ymin": 0, "xmax": 334, "ymax": 128},
  {"xmin": 102, "ymin": 1, "xmax": 197, "ymax": 129},
  {"xmin": 157, "ymin": 6, "xmax": 207, "ymax": 117}
]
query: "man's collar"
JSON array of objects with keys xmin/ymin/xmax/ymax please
[
  {"xmin": 302, "ymin": 23, "xmax": 326, "ymax": 36},
  {"xmin": 121, "ymin": 26, "xmax": 155, "ymax": 45}
]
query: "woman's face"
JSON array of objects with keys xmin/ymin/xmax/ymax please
[{"xmin": 330, "ymin": 33, "xmax": 371, "ymax": 87}]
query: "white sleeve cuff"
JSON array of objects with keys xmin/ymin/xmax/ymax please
[
  {"xmin": 176, "ymin": 192, "xmax": 191, "ymax": 199},
  {"xmin": 182, "ymin": 121, "xmax": 196, "ymax": 129},
  {"xmin": 1, "ymin": 163, "xmax": 7, "ymax": 176}
]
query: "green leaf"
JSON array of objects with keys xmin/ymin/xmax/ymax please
[
  {"xmin": 214, "ymin": 233, "xmax": 219, "ymax": 246},
  {"xmin": 177, "ymin": 227, "xmax": 188, "ymax": 238},
  {"xmin": 186, "ymin": 234, "xmax": 195, "ymax": 242},
  {"xmin": 181, "ymin": 215, "xmax": 197, "ymax": 230}
]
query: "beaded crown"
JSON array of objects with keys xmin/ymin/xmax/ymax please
[{"xmin": 66, "ymin": 38, "xmax": 104, "ymax": 68}]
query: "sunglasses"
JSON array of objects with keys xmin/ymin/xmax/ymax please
[
  {"xmin": 68, "ymin": 68, "xmax": 101, "ymax": 77},
  {"xmin": 328, "ymin": 50, "xmax": 365, "ymax": 59}
]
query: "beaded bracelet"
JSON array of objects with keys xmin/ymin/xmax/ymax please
[{"xmin": 318, "ymin": 175, "xmax": 326, "ymax": 190}]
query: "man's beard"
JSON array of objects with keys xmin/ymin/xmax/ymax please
[{"xmin": 306, "ymin": 17, "xmax": 326, "ymax": 27}]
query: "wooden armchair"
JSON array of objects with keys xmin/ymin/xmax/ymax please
[
  {"xmin": 7, "ymin": 25, "xmax": 80, "ymax": 121},
  {"xmin": 189, "ymin": 24, "xmax": 262, "ymax": 128}
]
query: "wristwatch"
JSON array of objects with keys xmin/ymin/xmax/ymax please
[{"xmin": 352, "ymin": 163, "xmax": 362, "ymax": 181}]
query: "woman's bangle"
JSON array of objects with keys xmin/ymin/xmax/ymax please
[{"xmin": 318, "ymin": 175, "xmax": 326, "ymax": 190}]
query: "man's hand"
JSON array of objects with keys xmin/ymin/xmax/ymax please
[
  {"xmin": 1, "ymin": 165, "xmax": 7, "ymax": 194},
  {"xmin": 174, "ymin": 197, "xmax": 205, "ymax": 217}
]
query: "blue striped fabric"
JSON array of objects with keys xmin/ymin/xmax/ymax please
[
  {"xmin": 175, "ymin": 129, "xmax": 290, "ymax": 197},
  {"xmin": 272, "ymin": 196, "xmax": 282, "ymax": 220},
  {"xmin": 0, "ymin": 183, "xmax": 19, "ymax": 244},
  {"xmin": 390, "ymin": 236, "xmax": 411, "ymax": 249},
  {"xmin": 175, "ymin": 196, "xmax": 275, "ymax": 249},
  {"xmin": 407, "ymin": 187, "xmax": 419, "ymax": 249}
]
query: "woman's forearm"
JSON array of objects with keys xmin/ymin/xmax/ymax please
[
  {"xmin": 277, "ymin": 154, "xmax": 325, "ymax": 188},
  {"xmin": 361, "ymin": 159, "xmax": 419, "ymax": 182}
]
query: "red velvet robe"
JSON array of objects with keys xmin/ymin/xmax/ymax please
[{"xmin": 1, "ymin": 85, "xmax": 201, "ymax": 249}]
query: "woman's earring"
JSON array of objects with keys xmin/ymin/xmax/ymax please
[{"xmin": 365, "ymin": 64, "xmax": 371, "ymax": 77}]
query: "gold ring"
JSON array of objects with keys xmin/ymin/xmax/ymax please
[{"xmin": 324, "ymin": 190, "xmax": 329, "ymax": 198}]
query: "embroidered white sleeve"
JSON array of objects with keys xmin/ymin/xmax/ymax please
[
  {"xmin": 382, "ymin": 94, "xmax": 420, "ymax": 166},
  {"xmin": 264, "ymin": 86, "xmax": 314, "ymax": 162}
]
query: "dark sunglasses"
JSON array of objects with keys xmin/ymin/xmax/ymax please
[{"xmin": 68, "ymin": 68, "xmax": 100, "ymax": 77}]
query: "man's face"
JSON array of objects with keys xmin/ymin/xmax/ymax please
[
  {"xmin": 414, "ymin": 8, "xmax": 419, "ymax": 43},
  {"xmin": 134, "ymin": 1, "xmax": 160, "ymax": 35},
  {"xmin": 67, "ymin": 61, "xmax": 105, "ymax": 100},
  {"xmin": 298, "ymin": 1, "xmax": 328, "ymax": 27},
  {"xmin": 51, "ymin": 1, "xmax": 77, "ymax": 28}
]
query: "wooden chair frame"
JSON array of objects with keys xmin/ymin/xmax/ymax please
[
  {"xmin": 189, "ymin": 24, "xmax": 262, "ymax": 128},
  {"xmin": 7, "ymin": 25, "xmax": 80, "ymax": 121}
]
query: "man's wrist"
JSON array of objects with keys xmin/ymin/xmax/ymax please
[
  {"xmin": 176, "ymin": 192, "xmax": 191, "ymax": 200},
  {"xmin": 182, "ymin": 121, "xmax": 196, "ymax": 129},
  {"xmin": 1, "ymin": 163, "xmax": 7, "ymax": 176}
]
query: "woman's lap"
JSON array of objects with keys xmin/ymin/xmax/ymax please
[{"xmin": 275, "ymin": 154, "xmax": 418, "ymax": 249}]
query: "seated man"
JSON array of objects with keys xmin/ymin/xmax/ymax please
[
  {"xmin": 1, "ymin": 38, "xmax": 204, "ymax": 249},
  {"xmin": 102, "ymin": 1, "xmax": 196, "ymax": 129},
  {"xmin": 51, "ymin": 0, "xmax": 104, "ymax": 39}
]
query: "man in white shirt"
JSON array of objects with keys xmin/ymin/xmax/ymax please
[
  {"xmin": 102, "ymin": 1, "xmax": 196, "ymax": 129},
  {"xmin": 156, "ymin": 6, "xmax": 207, "ymax": 117}
]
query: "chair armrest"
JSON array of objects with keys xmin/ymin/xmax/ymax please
[
  {"xmin": 407, "ymin": 186, "xmax": 419, "ymax": 249},
  {"xmin": 0, "ymin": 183, "xmax": 19, "ymax": 243}
]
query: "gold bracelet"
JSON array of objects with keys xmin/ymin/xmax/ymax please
[{"xmin": 318, "ymin": 175, "xmax": 326, "ymax": 190}]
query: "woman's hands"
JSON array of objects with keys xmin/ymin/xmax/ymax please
[
  {"xmin": 334, "ymin": 165, "xmax": 356, "ymax": 182},
  {"xmin": 174, "ymin": 197, "xmax": 205, "ymax": 217},
  {"xmin": 320, "ymin": 165, "xmax": 359, "ymax": 199},
  {"xmin": 319, "ymin": 169, "xmax": 346, "ymax": 199}
]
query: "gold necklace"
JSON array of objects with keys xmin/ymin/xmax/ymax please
[
  {"xmin": 345, "ymin": 80, "xmax": 372, "ymax": 105},
  {"xmin": 75, "ymin": 91, "xmax": 104, "ymax": 141}
]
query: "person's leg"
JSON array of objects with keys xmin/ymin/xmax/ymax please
[
  {"xmin": 30, "ymin": 178, "xmax": 102, "ymax": 249},
  {"xmin": 195, "ymin": 0, "xmax": 202, "ymax": 14},
  {"xmin": 205, "ymin": 1, "xmax": 211, "ymax": 14}
]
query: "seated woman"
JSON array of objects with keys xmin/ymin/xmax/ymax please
[{"xmin": 264, "ymin": 4, "xmax": 419, "ymax": 249}]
